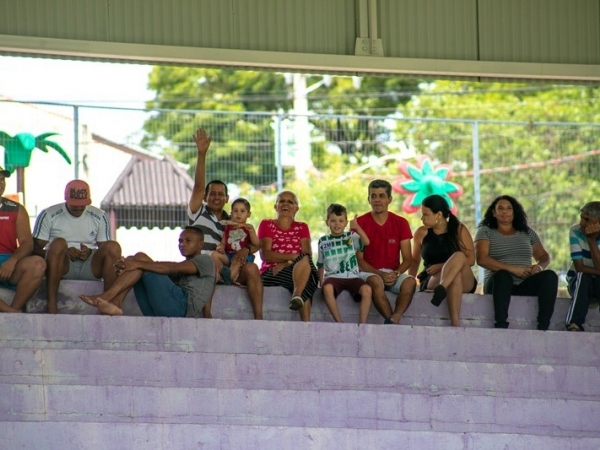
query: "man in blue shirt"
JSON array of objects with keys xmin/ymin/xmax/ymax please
[{"xmin": 565, "ymin": 201, "xmax": 600, "ymax": 331}]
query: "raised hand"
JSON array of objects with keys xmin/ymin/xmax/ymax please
[{"xmin": 192, "ymin": 128, "xmax": 211, "ymax": 156}]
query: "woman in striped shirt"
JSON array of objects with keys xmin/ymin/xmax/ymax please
[{"xmin": 474, "ymin": 195, "xmax": 558, "ymax": 330}]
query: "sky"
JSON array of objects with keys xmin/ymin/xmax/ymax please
[{"xmin": 0, "ymin": 55, "xmax": 154, "ymax": 143}]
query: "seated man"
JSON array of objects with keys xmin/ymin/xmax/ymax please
[
  {"xmin": 80, "ymin": 226, "xmax": 215, "ymax": 317},
  {"xmin": 565, "ymin": 201, "xmax": 600, "ymax": 331},
  {"xmin": 188, "ymin": 128, "xmax": 263, "ymax": 319},
  {"xmin": 32, "ymin": 180, "xmax": 123, "ymax": 314},
  {"xmin": 356, "ymin": 179, "xmax": 416, "ymax": 324},
  {"xmin": 0, "ymin": 166, "xmax": 46, "ymax": 312}
]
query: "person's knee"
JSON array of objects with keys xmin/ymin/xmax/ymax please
[
  {"xmin": 539, "ymin": 270, "xmax": 558, "ymax": 284},
  {"xmin": 359, "ymin": 284, "xmax": 372, "ymax": 296},
  {"xmin": 101, "ymin": 240, "xmax": 122, "ymax": 258},
  {"xmin": 30, "ymin": 256, "xmax": 47, "ymax": 276},
  {"xmin": 46, "ymin": 238, "xmax": 68, "ymax": 256},
  {"xmin": 401, "ymin": 276, "xmax": 416, "ymax": 293},
  {"xmin": 295, "ymin": 256, "xmax": 310, "ymax": 268},
  {"xmin": 451, "ymin": 251, "xmax": 467, "ymax": 264},
  {"xmin": 493, "ymin": 270, "xmax": 513, "ymax": 284},
  {"xmin": 366, "ymin": 275, "xmax": 383, "ymax": 290},
  {"xmin": 132, "ymin": 252, "xmax": 151, "ymax": 261},
  {"xmin": 322, "ymin": 284, "xmax": 334, "ymax": 295},
  {"xmin": 23, "ymin": 256, "xmax": 47, "ymax": 278}
]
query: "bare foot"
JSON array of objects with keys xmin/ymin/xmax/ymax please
[
  {"xmin": 96, "ymin": 299, "xmax": 123, "ymax": 316},
  {"xmin": 79, "ymin": 294, "xmax": 100, "ymax": 307},
  {"xmin": 389, "ymin": 313, "xmax": 401, "ymax": 324}
]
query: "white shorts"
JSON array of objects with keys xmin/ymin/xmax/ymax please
[{"xmin": 359, "ymin": 269, "xmax": 411, "ymax": 294}]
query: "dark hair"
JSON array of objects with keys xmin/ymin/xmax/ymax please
[
  {"xmin": 368, "ymin": 179, "xmax": 392, "ymax": 197},
  {"xmin": 422, "ymin": 194, "xmax": 461, "ymax": 251},
  {"xmin": 184, "ymin": 225, "xmax": 205, "ymax": 238},
  {"xmin": 231, "ymin": 197, "xmax": 251, "ymax": 211},
  {"xmin": 326, "ymin": 203, "xmax": 347, "ymax": 220},
  {"xmin": 204, "ymin": 180, "xmax": 228, "ymax": 196},
  {"xmin": 581, "ymin": 201, "xmax": 600, "ymax": 220},
  {"xmin": 478, "ymin": 195, "xmax": 529, "ymax": 232}
]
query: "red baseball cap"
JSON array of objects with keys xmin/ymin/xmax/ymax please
[{"xmin": 64, "ymin": 179, "xmax": 92, "ymax": 206}]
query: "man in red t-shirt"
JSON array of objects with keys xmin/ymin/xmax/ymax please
[{"xmin": 356, "ymin": 179, "xmax": 416, "ymax": 324}]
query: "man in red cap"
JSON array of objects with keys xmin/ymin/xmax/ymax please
[
  {"xmin": 33, "ymin": 180, "xmax": 123, "ymax": 314},
  {"xmin": 0, "ymin": 166, "xmax": 46, "ymax": 312}
]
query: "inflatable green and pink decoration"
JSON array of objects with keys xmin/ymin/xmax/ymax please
[{"xmin": 392, "ymin": 155, "xmax": 463, "ymax": 214}]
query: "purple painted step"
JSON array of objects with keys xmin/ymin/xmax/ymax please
[
  {"xmin": 1, "ymin": 314, "xmax": 599, "ymax": 446},
  {"xmin": 1, "ymin": 422, "xmax": 598, "ymax": 450},
  {"xmin": 0, "ymin": 384, "xmax": 599, "ymax": 437},
  {"xmin": 19, "ymin": 281, "xmax": 600, "ymax": 331},
  {"xmin": 0, "ymin": 315, "xmax": 597, "ymax": 367},
  {"xmin": 1, "ymin": 347, "xmax": 597, "ymax": 400}
]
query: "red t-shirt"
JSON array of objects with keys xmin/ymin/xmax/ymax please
[
  {"xmin": 257, "ymin": 219, "xmax": 310, "ymax": 274},
  {"xmin": 223, "ymin": 224, "xmax": 251, "ymax": 254},
  {"xmin": 0, "ymin": 198, "xmax": 19, "ymax": 254},
  {"xmin": 356, "ymin": 211, "xmax": 412, "ymax": 270}
]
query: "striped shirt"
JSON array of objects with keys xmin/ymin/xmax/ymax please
[
  {"xmin": 566, "ymin": 224, "xmax": 600, "ymax": 283},
  {"xmin": 474, "ymin": 225, "xmax": 540, "ymax": 285},
  {"xmin": 317, "ymin": 231, "xmax": 364, "ymax": 279},
  {"xmin": 188, "ymin": 203, "xmax": 230, "ymax": 253}
]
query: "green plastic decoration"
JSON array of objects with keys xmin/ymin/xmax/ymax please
[{"xmin": 0, "ymin": 132, "xmax": 71, "ymax": 171}]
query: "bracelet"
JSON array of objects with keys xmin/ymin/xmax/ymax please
[{"xmin": 536, "ymin": 264, "xmax": 543, "ymax": 271}]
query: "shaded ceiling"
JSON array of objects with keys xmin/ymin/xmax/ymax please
[{"xmin": 0, "ymin": 0, "xmax": 598, "ymax": 83}]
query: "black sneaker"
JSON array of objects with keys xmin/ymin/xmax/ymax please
[{"xmin": 289, "ymin": 296, "xmax": 304, "ymax": 311}]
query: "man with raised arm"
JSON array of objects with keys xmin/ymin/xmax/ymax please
[
  {"xmin": 188, "ymin": 128, "xmax": 263, "ymax": 319},
  {"xmin": 356, "ymin": 179, "xmax": 416, "ymax": 324}
]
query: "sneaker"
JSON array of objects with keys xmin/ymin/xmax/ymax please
[
  {"xmin": 567, "ymin": 322, "xmax": 584, "ymax": 332},
  {"xmin": 289, "ymin": 296, "xmax": 304, "ymax": 311}
]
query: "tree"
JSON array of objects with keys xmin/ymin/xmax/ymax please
[
  {"xmin": 392, "ymin": 81, "xmax": 600, "ymax": 274},
  {"xmin": 142, "ymin": 68, "xmax": 421, "ymax": 185}
]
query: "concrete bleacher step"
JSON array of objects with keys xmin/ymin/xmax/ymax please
[
  {"xmin": 0, "ymin": 314, "xmax": 599, "ymax": 449},
  {"xmin": 1, "ymin": 422, "xmax": 599, "ymax": 450},
  {"xmin": 16, "ymin": 280, "xmax": 600, "ymax": 331}
]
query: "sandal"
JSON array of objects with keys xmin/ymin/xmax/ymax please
[{"xmin": 567, "ymin": 322, "xmax": 584, "ymax": 332}]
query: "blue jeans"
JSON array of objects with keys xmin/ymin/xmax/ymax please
[{"xmin": 133, "ymin": 272, "xmax": 187, "ymax": 317}]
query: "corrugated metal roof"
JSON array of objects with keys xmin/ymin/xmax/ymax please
[{"xmin": 101, "ymin": 155, "xmax": 194, "ymax": 229}]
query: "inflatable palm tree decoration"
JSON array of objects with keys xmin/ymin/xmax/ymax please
[{"xmin": 0, "ymin": 131, "xmax": 71, "ymax": 202}]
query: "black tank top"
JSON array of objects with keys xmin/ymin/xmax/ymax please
[{"xmin": 420, "ymin": 227, "xmax": 459, "ymax": 269}]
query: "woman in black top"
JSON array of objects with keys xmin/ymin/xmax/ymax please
[{"xmin": 409, "ymin": 195, "xmax": 477, "ymax": 326}]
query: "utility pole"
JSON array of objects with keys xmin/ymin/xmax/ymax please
[{"xmin": 290, "ymin": 73, "xmax": 330, "ymax": 180}]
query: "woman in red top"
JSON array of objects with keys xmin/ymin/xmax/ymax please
[{"xmin": 258, "ymin": 190, "xmax": 318, "ymax": 322}]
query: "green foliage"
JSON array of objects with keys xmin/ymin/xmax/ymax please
[
  {"xmin": 142, "ymin": 67, "xmax": 421, "ymax": 184},
  {"xmin": 394, "ymin": 81, "xmax": 600, "ymax": 275}
]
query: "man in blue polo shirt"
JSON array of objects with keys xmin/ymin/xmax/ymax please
[{"xmin": 565, "ymin": 201, "xmax": 600, "ymax": 331}]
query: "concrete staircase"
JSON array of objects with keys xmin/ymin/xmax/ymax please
[{"xmin": 1, "ymin": 308, "xmax": 599, "ymax": 449}]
